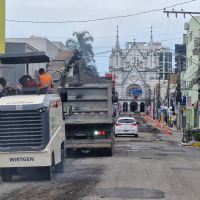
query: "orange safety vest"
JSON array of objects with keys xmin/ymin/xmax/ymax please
[{"xmin": 39, "ymin": 73, "xmax": 53, "ymax": 88}]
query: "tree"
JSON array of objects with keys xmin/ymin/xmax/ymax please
[
  {"xmin": 66, "ymin": 31, "xmax": 95, "ymax": 64},
  {"xmin": 86, "ymin": 64, "xmax": 98, "ymax": 76}
]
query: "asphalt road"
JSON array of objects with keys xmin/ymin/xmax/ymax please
[{"xmin": 1, "ymin": 115, "xmax": 200, "ymax": 200}]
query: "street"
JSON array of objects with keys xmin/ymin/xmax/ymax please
[
  {"xmin": 1, "ymin": 1, "xmax": 200, "ymax": 199},
  {"xmin": 0, "ymin": 115, "xmax": 200, "ymax": 200}
]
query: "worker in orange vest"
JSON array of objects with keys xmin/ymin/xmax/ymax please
[{"xmin": 38, "ymin": 68, "xmax": 54, "ymax": 89}]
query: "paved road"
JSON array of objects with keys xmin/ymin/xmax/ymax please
[{"xmin": 1, "ymin": 115, "xmax": 200, "ymax": 200}]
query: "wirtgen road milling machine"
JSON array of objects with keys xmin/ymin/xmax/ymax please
[
  {"xmin": 55, "ymin": 50, "xmax": 118, "ymax": 157},
  {"xmin": 0, "ymin": 52, "xmax": 65, "ymax": 182}
]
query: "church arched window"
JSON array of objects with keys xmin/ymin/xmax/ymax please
[{"xmin": 123, "ymin": 102, "xmax": 128, "ymax": 112}]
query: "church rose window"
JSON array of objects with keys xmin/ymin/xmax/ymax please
[{"xmin": 126, "ymin": 84, "xmax": 143, "ymax": 98}]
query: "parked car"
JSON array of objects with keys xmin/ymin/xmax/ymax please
[{"xmin": 115, "ymin": 117, "xmax": 139, "ymax": 137}]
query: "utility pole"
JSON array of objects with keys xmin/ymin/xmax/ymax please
[
  {"xmin": 157, "ymin": 74, "xmax": 161, "ymax": 120},
  {"xmin": 167, "ymin": 68, "xmax": 170, "ymax": 116},
  {"xmin": 163, "ymin": 10, "xmax": 200, "ymax": 18},
  {"xmin": 176, "ymin": 75, "xmax": 182, "ymax": 130}
]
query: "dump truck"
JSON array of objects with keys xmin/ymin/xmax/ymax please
[
  {"xmin": 50, "ymin": 49, "xmax": 116, "ymax": 156},
  {"xmin": 63, "ymin": 82, "xmax": 115, "ymax": 156},
  {"xmin": 0, "ymin": 52, "xmax": 65, "ymax": 182}
]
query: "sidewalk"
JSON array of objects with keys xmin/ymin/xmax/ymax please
[
  {"xmin": 157, "ymin": 126, "xmax": 183, "ymax": 143},
  {"xmin": 142, "ymin": 115, "xmax": 200, "ymax": 149},
  {"xmin": 142, "ymin": 114, "xmax": 182, "ymax": 143}
]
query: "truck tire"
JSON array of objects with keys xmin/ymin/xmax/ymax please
[
  {"xmin": 1, "ymin": 169, "xmax": 13, "ymax": 182},
  {"xmin": 42, "ymin": 166, "xmax": 53, "ymax": 180},
  {"xmin": 107, "ymin": 148, "xmax": 113, "ymax": 156},
  {"xmin": 66, "ymin": 148, "xmax": 73, "ymax": 158},
  {"xmin": 55, "ymin": 149, "xmax": 65, "ymax": 173},
  {"xmin": 103, "ymin": 147, "xmax": 113, "ymax": 157}
]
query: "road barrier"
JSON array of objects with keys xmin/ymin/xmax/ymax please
[
  {"xmin": 155, "ymin": 121, "xmax": 165, "ymax": 129},
  {"xmin": 142, "ymin": 115, "xmax": 173, "ymax": 135},
  {"xmin": 164, "ymin": 127, "xmax": 172, "ymax": 135}
]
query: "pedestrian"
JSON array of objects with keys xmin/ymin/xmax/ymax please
[
  {"xmin": 171, "ymin": 112, "xmax": 176, "ymax": 127},
  {"xmin": 38, "ymin": 68, "xmax": 54, "ymax": 89}
]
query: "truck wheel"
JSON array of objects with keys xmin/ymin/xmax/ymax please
[
  {"xmin": 1, "ymin": 169, "xmax": 13, "ymax": 182},
  {"xmin": 55, "ymin": 149, "xmax": 65, "ymax": 173},
  {"xmin": 107, "ymin": 148, "xmax": 113, "ymax": 156},
  {"xmin": 66, "ymin": 148, "xmax": 73, "ymax": 158},
  {"xmin": 104, "ymin": 148, "xmax": 113, "ymax": 157},
  {"xmin": 42, "ymin": 166, "xmax": 53, "ymax": 180}
]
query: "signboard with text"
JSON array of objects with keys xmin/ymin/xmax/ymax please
[{"xmin": 186, "ymin": 96, "xmax": 192, "ymax": 106}]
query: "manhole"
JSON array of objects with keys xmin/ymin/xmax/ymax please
[
  {"xmin": 95, "ymin": 187, "xmax": 165, "ymax": 199},
  {"xmin": 140, "ymin": 157, "xmax": 153, "ymax": 159},
  {"xmin": 140, "ymin": 157, "xmax": 162, "ymax": 160}
]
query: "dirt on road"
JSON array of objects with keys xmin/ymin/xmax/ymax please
[
  {"xmin": 0, "ymin": 161, "xmax": 102, "ymax": 200},
  {"xmin": 1, "ymin": 180, "xmax": 97, "ymax": 200}
]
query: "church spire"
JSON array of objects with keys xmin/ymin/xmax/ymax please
[
  {"xmin": 150, "ymin": 26, "xmax": 153, "ymax": 44},
  {"xmin": 115, "ymin": 26, "xmax": 120, "ymax": 51},
  {"xmin": 149, "ymin": 26, "xmax": 154, "ymax": 51}
]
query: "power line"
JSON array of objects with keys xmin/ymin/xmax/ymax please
[{"xmin": 6, "ymin": 0, "xmax": 196, "ymax": 24}]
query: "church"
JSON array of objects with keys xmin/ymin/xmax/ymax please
[{"xmin": 109, "ymin": 27, "xmax": 172, "ymax": 113}]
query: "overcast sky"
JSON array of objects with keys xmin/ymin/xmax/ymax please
[{"xmin": 6, "ymin": 0, "xmax": 200, "ymax": 75}]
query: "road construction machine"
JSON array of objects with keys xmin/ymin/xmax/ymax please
[{"xmin": 0, "ymin": 52, "xmax": 65, "ymax": 182}]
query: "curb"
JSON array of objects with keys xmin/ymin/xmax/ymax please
[{"xmin": 179, "ymin": 142, "xmax": 200, "ymax": 149}]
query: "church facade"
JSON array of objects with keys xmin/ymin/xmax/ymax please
[{"xmin": 109, "ymin": 27, "xmax": 172, "ymax": 113}]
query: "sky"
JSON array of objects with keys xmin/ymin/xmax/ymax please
[{"xmin": 5, "ymin": 0, "xmax": 200, "ymax": 75}]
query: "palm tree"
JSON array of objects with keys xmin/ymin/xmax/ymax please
[
  {"xmin": 86, "ymin": 64, "xmax": 99, "ymax": 76},
  {"xmin": 66, "ymin": 31, "xmax": 94, "ymax": 63}
]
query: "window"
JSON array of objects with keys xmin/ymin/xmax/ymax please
[
  {"xmin": 149, "ymin": 76, "xmax": 155, "ymax": 80},
  {"xmin": 189, "ymin": 56, "xmax": 192, "ymax": 66},
  {"xmin": 123, "ymin": 102, "xmax": 128, "ymax": 112},
  {"xmin": 118, "ymin": 119, "xmax": 135, "ymax": 123},
  {"xmin": 189, "ymin": 31, "xmax": 193, "ymax": 42}
]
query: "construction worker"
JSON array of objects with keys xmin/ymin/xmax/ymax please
[{"xmin": 38, "ymin": 68, "xmax": 54, "ymax": 89}]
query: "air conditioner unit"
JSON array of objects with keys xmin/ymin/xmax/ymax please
[{"xmin": 184, "ymin": 23, "xmax": 189, "ymax": 30}]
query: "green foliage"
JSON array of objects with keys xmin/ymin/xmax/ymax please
[
  {"xmin": 66, "ymin": 31, "xmax": 94, "ymax": 64},
  {"xmin": 192, "ymin": 131, "xmax": 200, "ymax": 141},
  {"xmin": 86, "ymin": 65, "xmax": 98, "ymax": 76}
]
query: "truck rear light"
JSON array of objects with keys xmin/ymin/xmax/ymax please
[
  {"xmin": 99, "ymin": 130, "xmax": 106, "ymax": 135},
  {"xmin": 94, "ymin": 130, "xmax": 99, "ymax": 135},
  {"xmin": 94, "ymin": 130, "xmax": 107, "ymax": 135},
  {"xmin": 131, "ymin": 123, "xmax": 138, "ymax": 126},
  {"xmin": 116, "ymin": 123, "xmax": 121, "ymax": 126}
]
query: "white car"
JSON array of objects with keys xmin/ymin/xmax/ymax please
[{"xmin": 115, "ymin": 117, "xmax": 139, "ymax": 137}]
